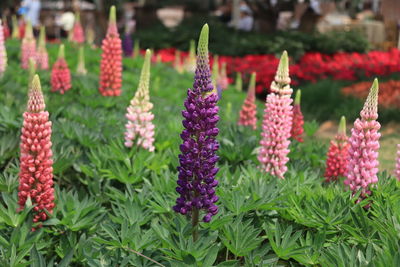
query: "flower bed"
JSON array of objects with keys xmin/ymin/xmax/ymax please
[
  {"xmin": 342, "ymin": 80, "xmax": 400, "ymax": 109},
  {"xmin": 156, "ymin": 48, "xmax": 400, "ymax": 93}
]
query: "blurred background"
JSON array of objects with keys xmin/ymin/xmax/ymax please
[{"xmin": 0, "ymin": 0, "xmax": 399, "ymax": 52}]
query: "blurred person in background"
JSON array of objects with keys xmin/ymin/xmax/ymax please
[
  {"xmin": 56, "ymin": 9, "xmax": 74, "ymax": 39},
  {"xmin": 236, "ymin": 4, "xmax": 253, "ymax": 31},
  {"xmin": 20, "ymin": 0, "xmax": 41, "ymax": 28}
]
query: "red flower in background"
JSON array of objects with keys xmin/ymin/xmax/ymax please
[
  {"xmin": 324, "ymin": 116, "xmax": 350, "ymax": 182},
  {"xmin": 51, "ymin": 45, "xmax": 71, "ymax": 94},
  {"xmin": 291, "ymin": 90, "xmax": 304, "ymax": 142},
  {"xmin": 154, "ymin": 48, "xmax": 400, "ymax": 94},
  {"xmin": 99, "ymin": 6, "xmax": 122, "ymax": 96}
]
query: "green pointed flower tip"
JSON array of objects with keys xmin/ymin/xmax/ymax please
[
  {"xmin": 294, "ymin": 90, "xmax": 301, "ymax": 105},
  {"xmin": 25, "ymin": 21, "xmax": 33, "ymax": 39},
  {"xmin": 275, "ymin": 50, "xmax": 290, "ymax": 84},
  {"xmin": 235, "ymin": 72, "xmax": 242, "ymax": 92},
  {"xmin": 75, "ymin": 12, "xmax": 81, "ymax": 23},
  {"xmin": 31, "ymin": 75, "xmax": 41, "ymax": 93},
  {"xmin": 38, "ymin": 26, "xmax": 46, "ymax": 48},
  {"xmin": 29, "ymin": 58, "xmax": 36, "ymax": 76},
  {"xmin": 197, "ymin": 24, "xmax": 209, "ymax": 63},
  {"xmin": 249, "ymin": 72, "xmax": 256, "ymax": 94},
  {"xmin": 189, "ymin": 39, "xmax": 195, "ymax": 55},
  {"xmin": 144, "ymin": 49, "xmax": 152, "ymax": 72},
  {"xmin": 365, "ymin": 78, "xmax": 379, "ymax": 109},
  {"xmin": 58, "ymin": 44, "xmax": 65, "ymax": 59},
  {"xmin": 27, "ymin": 74, "xmax": 45, "ymax": 113},
  {"xmin": 338, "ymin": 116, "xmax": 346, "ymax": 136},
  {"xmin": 137, "ymin": 49, "xmax": 151, "ymax": 93},
  {"xmin": 78, "ymin": 46, "xmax": 85, "ymax": 62},
  {"xmin": 109, "ymin": 6, "xmax": 117, "ymax": 24}
]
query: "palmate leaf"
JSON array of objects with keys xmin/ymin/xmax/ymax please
[
  {"xmin": 265, "ymin": 221, "xmax": 308, "ymax": 261},
  {"xmin": 341, "ymin": 207, "xmax": 379, "ymax": 245},
  {"xmin": 151, "ymin": 217, "xmax": 219, "ymax": 265},
  {"xmin": 320, "ymin": 243, "xmax": 374, "ymax": 267},
  {"xmin": 284, "ymin": 187, "xmax": 352, "ymax": 233},
  {"xmin": 56, "ymin": 189, "xmax": 105, "ymax": 232},
  {"xmin": 220, "ymin": 215, "xmax": 263, "ymax": 257}
]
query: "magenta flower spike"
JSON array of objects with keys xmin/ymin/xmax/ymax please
[
  {"xmin": 258, "ymin": 51, "xmax": 293, "ymax": 179},
  {"xmin": 21, "ymin": 22, "xmax": 36, "ymax": 69},
  {"xmin": 395, "ymin": 144, "xmax": 400, "ymax": 181},
  {"xmin": 0, "ymin": 19, "xmax": 7, "ymax": 77},
  {"xmin": 344, "ymin": 79, "xmax": 380, "ymax": 197},
  {"xmin": 124, "ymin": 49, "xmax": 155, "ymax": 152}
]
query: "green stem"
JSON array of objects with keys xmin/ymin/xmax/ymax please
[{"xmin": 192, "ymin": 207, "xmax": 199, "ymax": 242}]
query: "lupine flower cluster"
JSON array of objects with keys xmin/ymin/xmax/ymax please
[
  {"xmin": 76, "ymin": 47, "xmax": 87, "ymax": 75},
  {"xmin": 72, "ymin": 12, "xmax": 85, "ymax": 44},
  {"xmin": 235, "ymin": 72, "xmax": 242, "ymax": 92},
  {"xmin": 99, "ymin": 6, "xmax": 123, "ymax": 96},
  {"xmin": 122, "ymin": 33, "xmax": 133, "ymax": 57},
  {"xmin": 344, "ymin": 79, "xmax": 380, "ymax": 197},
  {"xmin": 211, "ymin": 55, "xmax": 222, "ymax": 99},
  {"xmin": 395, "ymin": 144, "xmax": 400, "ymax": 181},
  {"xmin": 291, "ymin": 90, "xmax": 304, "ymax": 142},
  {"xmin": 238, "ymin": 72, "xmax": 257, "ymax": 129},
  {"xmin": 2, "ymin": 18, "xmax": 10, "ymax": 39},
  {"xmin": 124, "ymin": 49, "xmax": 155, "ymax": 152},
  {"xmin": 342, "ymin": 80, "xmax": 400, "ymax": 109},
  {"xmin": 36, "ymin": 27, "xmax": 48, "ymax": 70},
  {"xmin": 218, "ymin": 62, "xmax": 229, "ymax": 90},
  {"xmin": 18, "ymin": 75, "xmax": 55, "ymax": 230},
  {"xmin": 174, "ymin": 50, "xmax": 184, "ymax": 74},
  {"xmin": 324, "ymin": 116, "xmax": 350, "ymax": 182},
  {"xmin": 51, "ymin": 45, "xmax": 71, "ymax": 94},
  {"xmin": 0, "ymin": 19, "xmax": 7, "ymax": 77},
  {"xmin": 184, "ymin": 40, "xmax": 196, "ymax": 73},
  {"xmin": 21, "ymin": 22, "xmax": 36, "ymax": 69},
  {"xmin": 258, "ymin": 51, "xmax": 293, "ymax": 179},
  {"xmin": 11, "ymin": 15, "xmax": 19, "ymax": 39},
  {"xmin": 173, "ymin": 24, "xmax": 220, "ymax": 224}
]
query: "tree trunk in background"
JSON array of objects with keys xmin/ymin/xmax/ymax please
[{"xmin": 94, "ymin": 0, "xmax": 107, "ymax": 45}]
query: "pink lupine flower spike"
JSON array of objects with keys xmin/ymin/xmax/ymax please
[
  {"xmin": 258, "ymin": 51, "xmax": 293, "ymax": 179},
  {"xmin": 344, "ymin": 79, "xmax": 380, "ymax": 198}
]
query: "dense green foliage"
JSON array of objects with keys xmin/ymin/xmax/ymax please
[
  {"xmin": 1, "ymin": 40, "xmax": 400, "ymax": 266},
  {"xmin": 136, "ymin": 17, "xmax": 369, "ymax": 58}
]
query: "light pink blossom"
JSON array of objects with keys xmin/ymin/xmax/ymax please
[
  {"xmin": 258, "ymin": 51, "xmax": 293, "ymax": 179},
  {"xmin": 344, "ymin": 79, "xmax": 380, "ymax": 196}
]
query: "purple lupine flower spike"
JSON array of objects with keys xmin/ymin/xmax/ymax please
[
  {"xmin": 122, "ymin": 33, "xmax": 133, "ymax": 57},
  {"xmin": 173, "ymin": 24, "xmax": 220, "ymax": 225}
]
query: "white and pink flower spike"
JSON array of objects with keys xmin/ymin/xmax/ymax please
[
  {"xmin": 124, "ymin": 49, "xmax": 155, "ymax": 152},
  {"xmin": 395, "ymin": 144, "xmax": 400, "ymax": 181}
]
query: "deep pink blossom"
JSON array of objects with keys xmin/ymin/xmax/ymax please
[{"xmin": 18, "ymin": 75, "xmax": 55, "ymax": 230}]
